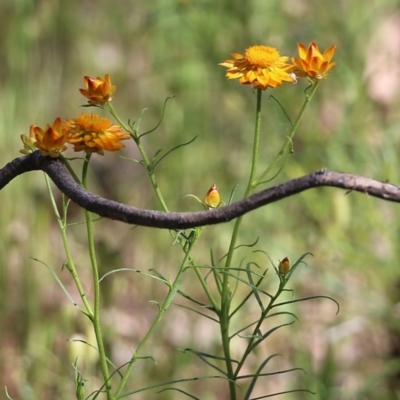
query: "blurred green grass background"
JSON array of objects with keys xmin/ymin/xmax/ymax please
[{"xmin": 1, "ymin": 0, "xmax": 400, "ymax": 399}]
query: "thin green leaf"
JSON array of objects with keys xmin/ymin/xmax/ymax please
[
  {"xmin": 218, "ymin": 237, "xmax": 260, "ymax": 264},
  {"xmin": 209, "ymin": 265, "xmax": 267, "ymax": 279},
  {"xmin": 256, "ymin": 148, "xmax": 292, "ymax": 186},
  {"xmin": 138, "ymin": 95, "xmax": 175, "ymax": 138},
  {"xmin": 87, "ymin": 387, "xmax": 107, "ymax": 400},
  {"xmin": 179, "ymin": 349, "xmax": 229, "ymax": 376},
  {"xmin": 272, "ymin": 295, "xmax": 340, "ymax": 314},
  {"xmin": 152, "ymin": 147, "xmax": 166, "ymax": 160},
  {"xmin": 99, "ymin": 268, "xmax": 168, "ymax": 285},
  {"xmin": 249, "ymin": 321, "xmax": 296, "ymax": 352},
  {"xmin": 210, "ymin": 248, "xmax": 216, "ymax": 266},
  {"xmin": 66, "ymin": 216, "xmax": 102, "ymax": 227},
  {"xmin": 153, "ymin": 136, "xmax": 198, "ymax": 169},
  {"xmin": 244, "ymin": 354, "xmax": 281, "ymax": 399},
  {"xmin": 211, "ymin": 266, "xmax": 223, "ymax": 294},
  {"xmin": 135, "ymin": 107, "xmax": 148, "ymax": 136},
  {"xmin": 249, "ymin": 388, "xmax": 315, "ymax": 399},
  {"xmin": 118, "ymin": 375, "xmax": 230, "ymax": 398},
  {"xmin": 285, "ymin": 252, "xmax": 313, "ymax": 281},
  {"xmin": 246, "ymin": 263, "xmax": 265, "ymax": 313},
  {"xmin": 127, "ymin": 118, "xmax": 136, "ymax": 129},
  {"xmin": 230, "ymin": 283, "xmax": 272, "ymax": 320},
  {"xmin": 228, "ymin": 183, "xmax": 240, "ymax": 205},
  {"xmin": 163, "ymin": 279, "xmax": 182, "ymax": 309},
  {"xmin": 215, "ymin": 271, "xmax": 272, "ymax": 303},
  {"xmin": 238, "ymin": 367, "xmax": 305, "ymax": 380},
  {"xmin": 175, "ymin": 289, "xmax": 208, "ymax": 307},
  {"xmin": 80, "ymin": 104, "xmax": 103, "ymax": 109},
  {"xmin": 235, "ymin": 237, "xmax": 259, "ymax": 250},
  {"xmin": 5, "ymin": 387, "xmax": 15, "ymax": 400},
  {"xmin": 268, "ymin": 95, "xmax": 294, "ymax": 128},
  {"xmin": 157, "ymin": 387, "xmax": 199, "ymax": 399},
  {"xmin": 264, "ymin": 311, "xmax": 299, "ymax": 321},
  {"xmin": 183, "ymin": 193, "xmax": 203, "ymax": 204},
  {"xmin": 119, "ymin": 155, "xmax": 142, "ymax": 164},
  {"xmin": 149, "ymin": 268, "xmax": 169, "ymax": 281},
  {"xmin": 86, "ymin": 362, "xmax": 131, "ymax": 399},
  {"xmin": 172, "ymin": 303, "xmax": 219, "ymax": 322},
  {"xmin": 230, "ymin": 257, "xmax": 246, "ymax": 298},
  {"xmin": 68, "ymin": 339, "xmax": 119, "ymax": 372},
  {"xmin": 230, "ymin": 320, "xmax": 260, "ymax": 340},
  {"xmin": 33, "ymin": 258, "xmax": 87, "ymax": 313},
  {"xmin": 181, "ymin": 348, "xmax": 238, "ymax": 364}
]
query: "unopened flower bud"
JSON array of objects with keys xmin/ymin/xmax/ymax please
[
  {"xmin": 79, "ymin": 73, "xmax": 116, "ymax": 105},
  {"xmin": 278, "ymin": 257, "xmax": 290, "ymax": 276},
  {"xmin": 204, "ymin": 184, "xmax": 220, "ymax": 208}
]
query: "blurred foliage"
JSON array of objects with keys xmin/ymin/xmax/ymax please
[{"xmin": 1, "ymin": 0, "xmax": 400, "ymax": 399}]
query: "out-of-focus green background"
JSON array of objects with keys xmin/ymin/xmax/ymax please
[{"xmin": 1, "ymin": 0, "xmax": 400, "ymax": 399}]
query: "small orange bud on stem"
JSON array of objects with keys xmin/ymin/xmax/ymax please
[
  {"xmin": 278, "ymin": 257, "xmax": 290, "ymax": 276},
  {"xmin": 204, "ymin": 184, "xmax": 220, "ymax": 208}
]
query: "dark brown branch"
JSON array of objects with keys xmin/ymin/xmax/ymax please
[{"xmin": 1, "ymin": 151, "xmax": 400, "ymax": 229}]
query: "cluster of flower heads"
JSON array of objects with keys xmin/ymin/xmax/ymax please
[
  {"xmin": 20, "ymin": 74, "xmax": 130, "ymax": 157},
  {"xmin": 220, "ymin": 41, "xmax": 336, "ymax": 90},
  {"xmin": 21, "ymin": 42, "xmax": 336, "ymax": 158}
]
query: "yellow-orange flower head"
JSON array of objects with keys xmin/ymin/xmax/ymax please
[
  {"xmin": 219, "ymin": 45, "xmax": 296, "ymax": 90},
  {"xmin": 64, "ymin": 114, "xmax": 130, "ymax": 155},
  {"xmin": 292, "ymin": 42, "xmax": 336, "ymax": 80},
  {"xmin": 20, "ymin": 117, "xmax": 69, "ymax": 157},
  {"xmin": 79, "ymin": 74, "xmax": 116, "ymax": 105}
]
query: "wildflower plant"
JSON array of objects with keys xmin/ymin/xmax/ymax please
[{"xmin": 2, "ymin": 42, "xmax": 350, "ymax": 399}]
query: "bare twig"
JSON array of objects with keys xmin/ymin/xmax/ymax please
[{"xmin": 1, "ymin": 151, "xmax": 399, "ymax": 229}]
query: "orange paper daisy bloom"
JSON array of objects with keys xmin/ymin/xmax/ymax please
[
  {"xmin": 79, "ymin": 74, "xmax": 116, "ymax": 105},
  {"xmin": 219, "ymin": 45, "xmax": 296, "ymax": 90},
  {"xmin": 292, "ymin": 42, "xmax": 336, "ymax": 80},
  {"xmin": 20, "ymin": 117, "xmax": 69, "ymax": 157},
  {"xmin": 64, "ymin": 114, "xmax": 130, "ymax": 155}
]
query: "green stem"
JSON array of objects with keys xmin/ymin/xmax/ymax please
[
  {"xmin": 137, "ymin": 143, "xmax": 219, "ymax": 308},
  {"xmin": 190, "ymin": 261, "xmax": 219, "ymax": 312},
  {"xmin": 134, "ymin": 134, "xmax": 220, "ymax": 310},
  {"xmin": 233, "ymin": 279, "xmax": 287, "ymax": 377},
  {"xmin": 220, "ymin": 88, "xmax": 263, "ymax": 400},
  {"xmin": 108, "ymin": 102, "xmax": 220, "ymax": 395},
  {"xmin": 106, "ymin": 103, "xmax": 131, "ymax": 132},
  {"xmin": 107, "ymin": 102, "xmax": 170, "ymax": 212},
  {"xmin": 44, "ymin": 174, "xmax": 93, "ymax": 318},
  {"xmin": 257, "ymin": 79, "xmax": 320, "ymax": 183},
  {"xmin": 224, "ymin": 88, "xmax": 263, "ymax": 270},
  {"xmin": 134, "ymin": 137, "xmax": 170, "ymax": 212},
  {"xmin": 59, "ymin": 154, "xmax": 81, "ymax": 185},
  {"xmin": 82, "ymin": 153, "xmax": 113, "ymax": 400},
  {"xmin": 107, "ymin": 102, "xmax": 219, "ymax": 310},
  {"xmin": 114, "ymin": 236, "xmax": 196, "ymax": 399}
]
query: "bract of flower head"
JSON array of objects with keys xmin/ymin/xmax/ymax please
[
  {"xmin": 278, "ymin": 257, "xmax": 290, "ymax": 276},
  {"xmin": 79, "ymin": 74, "xmax": 116, "ymax": 105},
  {"xmin": 292, "ymin": 42, "xmax": 336, "ymax": 80},
  {"xmin": 204, "ymin": 184, "xmax": 220, "ymax": 208},
  {"xmin": 19, "ymin": 131, "xmax": 37, "ymax": 155},
  {"xmin": 219, "ymin": 45, "xmax": 296, "ymax": 90},
  {"xmin": 64, "ymin": 114, "xmax": 130, "ymax": 155},
  {"xmin": 21, "ymin": 117, "xmax": 69, "ymax": 157}
]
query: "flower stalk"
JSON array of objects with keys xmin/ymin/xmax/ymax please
[
  {"xmin": 82, "ymin": 153, "xmax": 113, "ymax": 400},
  {"xmin": 114, "ymin": 231, "xmax": 198, "ymax": 398},
  {"xmin": 219, "ymin": 88, "xmax": 263, "ymax": 399}
]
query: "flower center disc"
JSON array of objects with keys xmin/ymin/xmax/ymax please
[{"xmin": 244, "ymin": 45, "xmax": 280, "ymax": 68}]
